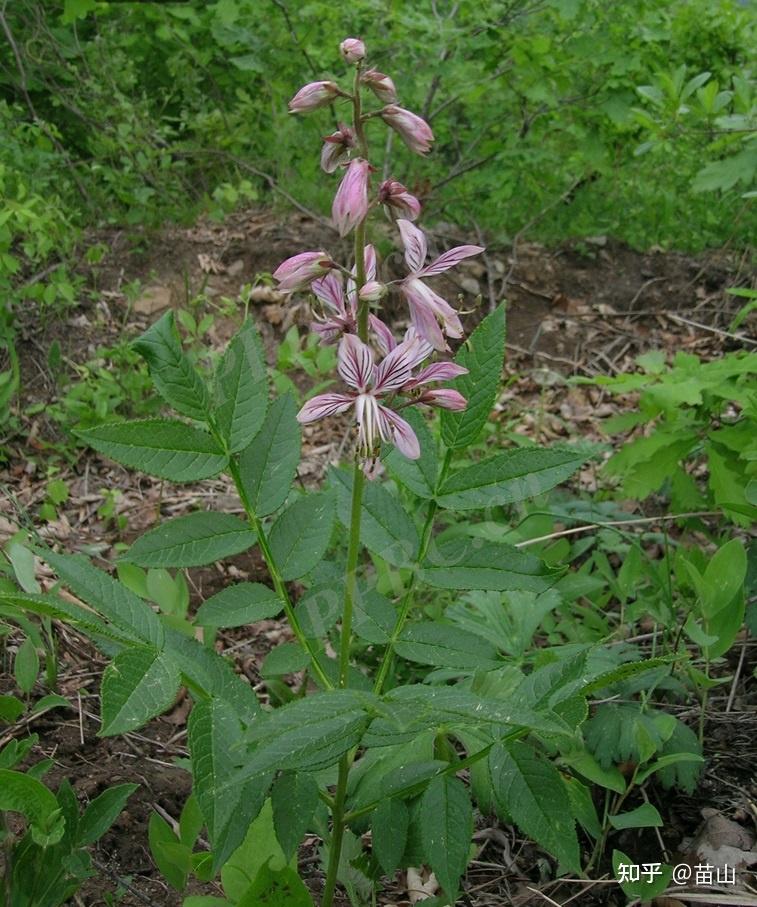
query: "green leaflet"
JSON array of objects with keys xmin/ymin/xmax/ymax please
[
  {"xmin": 441, "ymin": 304, "xmax": 506, "ymax": 450},
  {"xmin": 0, "ymin": 769, "xmax": 65, "ymax": 846},
  {"xmin": 237, "ymin": 863, "xmax": 314, "ymax": 907},
  {"xmin": 260, "ymin": 642, "xmax": 310, "ymax": 677},
  {"xmin": 238, "ymin": 394, "xmax": 301, "ymax": 516},
  {"xmin": 489, "ymin": 741, "xmax": 580, "ymax": 872},
  {"xmin": 371, "ymin": 797, "xmax": 409, "ymax": 875},
  {"xmin": 268, "ymin": 491, "xmax": 336, "ymax": 580},
  {"xmin": 353, "ymin": 589, "xmax": 396, "ymax": 644},
  {"xmin": 394, "ymin": 622, "xmax": 501, "ymax": 670},
  {"xmin": 43, "ymin": 550, "xmax": 163, "ymax": 646},
  {"xmin": 213, "ymin": 320, "xmax": 269, "ymax": 453},
  {"xmin": 124, "ymin": 512, "xmax": 257, "ymax": 568},
  {"xmin": 76, "ymin": 420, "xmax": 228, "ymax": 483},
  {"xmin": 382, "ymin": 408, "xmax": 438, "ymax": 499},
  {"xmin": 437, "ymin": 446, "xmax": 586, "ymax": 510},
  {"xmin": 420, "ymin": 537, "xmax": 553, "ymax": 592},
  {"xmin": 0, "ymin": 590, "xmax": 128, "ymax": 645},
  {"xmin": 609, "ymin": 802, "xmax": 663, "ymax": 829},
  {"xmin": 77, "ymin": 783, "xmax": 138, "ymax": 845},
  {"xmin": 271, "ymin": 772, "xmax": 320, "ymax": 861},
  {"xmin": 195, "ymin": 582, "xmax": 282, "ymax": 628},
  {"xmin": 189, "ymin": 698, "xmax": 271, "ymax": 872},
  {"xmin": 132, "ymin": 311, "xmax": 210, "ymax": 422},
  {"xmin": 333, "ymin": 468, "xmax": 419, "ymax": 567},
  {"xmin": 100, "ymin": 647, "xmax": 181, "ymax": 736},
  {"xmin": 420, "ymin": 775, "xmax": 472, "ymax": 898}
]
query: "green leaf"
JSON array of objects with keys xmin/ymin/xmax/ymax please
[
  {"xmin": 353, "ymin": 589, "xmax": 397, "ymax": 644},
  {"xmin": 0, "ymin": 694, "xmax": 24, "ymax": 722},
  {"xmin": 420, "ymin": 538, "xmax": 553, "ymax": 592},
  {"xmin": 78, "ymin": 783, "xmax": 138, "ymax": 845},
  {"xmin": 14, "ymin": 636, "xmax": 39, "ymax": 694},
  {"xmin": 489, "ymin": 741, "xmax": 580, "ymax": 872},
  {"xmin": 148, "ymin": 811, "xmax": 191, "ymax": 890},
  {"xmin": 372, "ymin": 797, "xmax": 409, "ymax": 875},
  {"xmin": 561, "ymin": 748, "xmax": 626, "ymax": 794},
  {"xmin": 188, "ymin": 697, "xmax": 271, "ymax": 872},
  {"xmin": 239, "ymin": 395, "xmax": 301, "ymax": 516},
  {"xmin": 437, "ymin": 447, "xmax": 586, "ymax": 510},
  {"xmin": 77, "ymin": 420, "xmax": 228, "ymax": 483},
  {"xmin": 294, "ymin": 583, "xmax": 343, "ymax": 639},
  {"xmin": 333, "ymin": 469, "xmax": 419, "ymax": 567},
  {"xmin": 609, "ymin": 802, "xmax": 662, "ymax": 829},
  {"xmin": 124, "ymin": 512, "xmax": 256, "ymax": 568},
  {"xmin": 657, "ymin": 721, "xmax": 703, "ymax": 793},
  {"xmin": 395, "ymin": 622, "xmax": 501, "ymax": 670},
  {"xmin": 62, "ymin": 0, "xmax": 98, "ymax": 23},
  {"xmin": 179, "ymin": 794, "xmax": 204, "ymax": 849},
  {"xmin": 100, "ymin": 647, "xmax": 181, "ymax": 736},
  {"xmin": 133, "ymin": 311, "xmax": 210, "ymax": 422},
  {"xmin": 563, "ymin": 776, "xmax": 601, "ymax": 839},
  {"xmin": 441, "ymin": 304, "xmax": 506, "ymax": 449},
  {"xmin": 271, "ymin": 772, "xmax": 320, "ymax": 861},
  {"xmin": 420, "ymin": 774, "xmax": 472, "ymax": 898},
  {"xmin": 268, "ymin": 492, "xmax": 335, "ymax": 581},
  {"xmin": 634, "ymin": 752, "xmax": 704, "ymax": 786},
  {"xmin": 382, "ymin": 408, "xmax": 438, "ymax": 498},
  {"xmin": 700, "ymin": 538, "xmax": 747, "ymax": 618},
  {"xmin": 6, "ymin": 541, "xmax": 40, "ymax": 594},
  {"xmin": 260, "ymin": 642, "xmax": 309, "ymax": 678},
  {"xmin": 196, "ymin": 583, "xmax": 282, "ymax": 628},
  {"xmin": 0, "ymin": 768, "xmax": 65, "ymax": 845},
  {"xmin": 221, "ymin": 799, "xmax": 288, "ymax": 900},
  {"xmin": 237, "ymin": 863, "xmax": 314, "ymax": 907},
  {"xmin": 43, "ymin": 551, "xmax": 164, "ymax": 646},
  {"xmin": 214, "ymin": 320, "xmax": 268, "ymax": 453}
]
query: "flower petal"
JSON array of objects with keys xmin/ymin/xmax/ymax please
[
  {"xmin": 406, "ymin": 362, "xmax": 468, "ymax": 388},
  {"xmin": 398, "ymin": 219, "xmax": 427, "ymax": 273},
  {"xmin": 312, "ymin": 273, "xmax": 346, "ymax": 315},
  {"xmin": 373, "ymin": 334, "xmax": 429, "ymax": 394},
  {"xmin": 370, "ymin": 315, "xmax": 397, "ymax": 357},
  {"xmin": 297, "ymin": 393, "xmax": 354, "ymax": 423},
  {"xmin": 419, "ymin": 244, "xmax": 485, "ymax": 277},
  {"xmin": 379, "ymin": 406, "xmax": 421, "ymax": 459},
  {"xmin": 338, "ymin": 333, "xmax": 374, "ymax": 391}
]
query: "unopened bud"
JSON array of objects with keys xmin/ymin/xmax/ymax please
[
  {"xmin": 359, "ymin": 281, "xmax": 386, "ymax": 302},
  {"xmin": 320, "ymin": 123, "xmax": 355, "ymax": 173},
  {"xmin": 380, "ymin": 105, "xmax": 434, "ymax": 155},
  {"xmin": 378, "ymin": 179, "xmax": 421, "ymax": 220},
  {"xmin": 340, "ymin": 37, "xmax": 365, "ymax": 64},
  {"xmin": 361, "ymin": 68, "xmax": 397, "ymax": 104},
  {"xmin": 288, "ymin": 81, "xmax": 341, "ymax": 114}
]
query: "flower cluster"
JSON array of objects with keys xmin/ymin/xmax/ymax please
[{"xmin": 274, "ymin": 37, "xmax": 484, "ymax": 465}]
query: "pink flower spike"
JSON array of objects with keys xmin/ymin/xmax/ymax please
[
  {"xmin": 379, "ymin": 179, "xmax": 421, "ymax": 221},
  {"xmin": 419, "ymin": 244, "xmax": 486, "ymax": 277},
  {"xmin": 340, "ymin": 37, "xmax": 365, "ymax": 63},
  {"xmin": 288, "ymin": 81, "xmax": 341, "ymax": 114},
  {"xmin": 378, "ymin": 406, "xmax": 421, "ymax": 459},
  {"xmin": 397, "ymin": 219, "xmax": 427, "ymax": 272},
  {"xmin": 380, "ymin": 105, "xmax": 434, "ymax": 155},
  {"xmin": 418, "ymin": 388, "xmax": 467, "ymax": 411},
  {"xmin": 297, "ymin": 393, "xmax": 354, "ymax": 423},
  {"xmin": 361, "ymin": 69, "xmax": 398, "ymax": 104},
  {"xmin": 320, "ymin": 123, "xmax": 355, "ymax": 173},
  {"xmin": 337, "ymin": 333, "xmax": 374, "ymax": 391},
  {"xmin": 273, "ymin": 251, "xmax": 334, "ymax": 292},
  {"xmin": 332, "ymin": 158, "xmax": 370, "ymax": 237}
]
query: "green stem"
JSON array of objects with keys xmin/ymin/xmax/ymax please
[
  {"xmin": 227, "ymin": 458, "xmax": 333, "ymax": 690},
  {"xmin": 373, "ymin": 448, "xmax": 453, "ymax": 695}
]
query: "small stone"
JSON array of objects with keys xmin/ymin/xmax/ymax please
[
  {"xmin": 134, "ymin": 285, "xmax": 172, "ymax": 315},
  {"xmin": 227, "ymin": 258, "xmax": 245, "ymax": 277},
  {"xmin": 460, "ymin": 277, "xmax": 480, "ymax": 295}
]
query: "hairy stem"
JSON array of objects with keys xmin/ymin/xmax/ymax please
[
  {"xmin": 373, "ymin": 448, "xmax": 453, "ymax": 695},
  {"xmin": 321, "ymin": 67, "xmax": 371, "ymax": 907},
  {"xmin": 227, "ymin": 458, "xmax": 333, "ymax": 690}
]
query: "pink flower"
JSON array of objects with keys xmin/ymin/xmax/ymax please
[
  {"xmin": 273, "ymin": 251, "xmax": 334, "ymax": 292},
  {"xmin": 378, "ymin": 179, "xmax": 421, "ymax": 221},
  {"xmin": 340, "ymin": 38, "xmax": 365, "ymax": 63},
  {"xmin": 361, "ymin": 69, "xmax": 398, "ymax": 104},
  {"xmin": 298, "ymin": 333, "xmax": 424, "ymax": 459},
  {"xmin": 332, "ymin": 158, "xmax": 371, "ymax": 237},
  {"xmin": 309, "ymin": 244, "xmax": 377, "ymax": 344},
  {"xmin": 396, "ymin": 219, "xmax": 484, "ymax": 350},
  {"xmin": 320, "ymin": 123, "xmax": 355, "ymax": 173},
  {"xmin": 380, "ymin": 105, "xmax": 433, "ymax": 154},
  {"xmin": 288, "ymin": 81, "xmax": 341, "ymax": 114}
]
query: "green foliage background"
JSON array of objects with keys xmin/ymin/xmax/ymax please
[{"xmin": 1, "ymin": 0, "xmax": 755, "ymax": 249}]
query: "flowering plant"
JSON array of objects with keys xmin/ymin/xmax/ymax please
[{"xmin": 4, "ymin": 37, "xmax": 631, "ymax": 907}]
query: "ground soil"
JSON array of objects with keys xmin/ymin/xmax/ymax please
[{"xmin": 0, "ymin": 208, "xmax": 755, "ymax": 906}]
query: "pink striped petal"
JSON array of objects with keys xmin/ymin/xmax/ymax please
[
  {"xmin": 338, "ymin": 333, "xmax": 374, "ymax": 391},
  {"xmin": 297, "ymin": 393, "xmax": 354, "ymax": 423},
  {"xmin": 418, "ymin": 389, "xmax": 467, "ymax": 411},
  {"xmin": 406, "ymin": 362, "xmax": 468, "ymax": 388},
  {"xmin": 378, "ymin": 405, "xmax": 421, "ymax": 459},
  {"xmin": 370, "ymin": 315, "xmax": 397, "ymax": 357},
  {"xmin": 398, "ymin": 219, "xmax": 427, "ymax": 273},
  {"xmin": 373, "ymin": 335, "xmax": 428, "ymax": 394},
  {"xmin": 312, "ymin": 273, "xmax": 346, "ymax": 315},
  {"xmin": 419, "ymin": 244, "xmax": 485, "ymax": 277},
  {"xmin": 364, "ymin": 244, "xmax": 377, "ymax": 282}
]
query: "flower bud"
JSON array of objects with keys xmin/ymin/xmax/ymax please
[
  {"xmin": 361, "ymin": 68, "xmax": 397, "ymax": 104},
  {"xmin": 320, "ymin": 123, "xmax": 355, "ymax": 173},
  {"xmin": 358, "ymin": 281, "xmax": 386, "ymax": 302},
  {"xmin": 378, "ymin": 179, "xmax": 421, "ymax": 220},
  {"xmin": 332, "ymin": 158, "xmax": 371, "ymax": 237},
  {"xmin": 380, "ymin": 105, "xmax": 433, "ymax": 155},
  {"xmin": 273, "ymin": 251, "xmax": 334, "ymax": 292},
  {"xmin": 288, "ymin": 81, "xmax": 340, "ymax": 114},
  {"xmin": 340, "ymin": 37, "xmax": 365, "ymax": 64}
]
